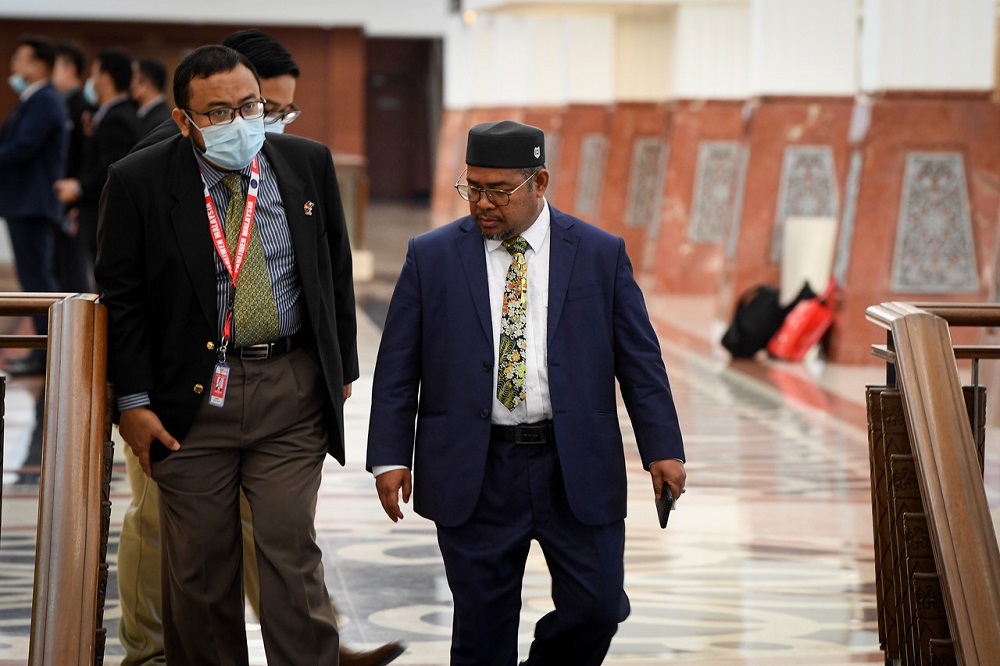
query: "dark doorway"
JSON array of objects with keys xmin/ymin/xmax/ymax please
[{"xmin": 365, "ymin": 38, "xmax": 442, "ymax": 201}]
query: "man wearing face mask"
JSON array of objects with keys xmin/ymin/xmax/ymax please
[
  {"xmin": 54, "ymin": 48, "xmax": 139, "ymax": 265},
  {"xmin": 97, "ymin": 44, "xmax": 359, "ymax": 664},
  {"xmin": 114, "ymin": 31, "xmax": 405, "ymax": 666},
  {"xmin": 133, "ymin": 29, "xmax": 302, "ymax": 152},
  {"xmin": 0, "ymin": 36, "xmax": 67, "ymax": 377}
]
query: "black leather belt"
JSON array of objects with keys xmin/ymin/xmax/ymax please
[
  {"xmin": 490, "ymin": 420, "xmax": 554, "ymax": 445},
  {"xmin": 236, "ymin": 335, "xmax": 297, "ymax": 361}
]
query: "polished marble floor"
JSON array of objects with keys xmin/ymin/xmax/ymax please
[{"xmin": 2, "ymin": 202, "xmax": 999, "ymax": 665}]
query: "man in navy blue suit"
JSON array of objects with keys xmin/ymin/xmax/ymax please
[
  {"xmin": 0, "ymin": 36, "xmax": 67, "ymax": 376},
  {"xmin": 368, "ymin": 120, "xmax": 686, "ymax": 665}
]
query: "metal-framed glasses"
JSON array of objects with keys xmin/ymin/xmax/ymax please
[
  {"xmin": 264, "ymin": 103, "xmax": 302, "ymax": 126},
  {"xmin": 455, "ymin": 168, "xmax": 537, "ymax": 207},
  {"xmin": 185, "ymin": 100, "xmax": 266, "ymax": 126}
]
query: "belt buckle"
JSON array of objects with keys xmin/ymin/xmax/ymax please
[
  {"xmin": 514, "ymin": 424, "xmax": 544, "ymax": 445},
  {"xmin": 240, "ymin": 343, "xmax": 270, "ymax": 360}
]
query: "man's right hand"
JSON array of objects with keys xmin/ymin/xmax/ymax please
[
  {"xmin": 118, "ymin": 407, "xmax": 180, "ymax": 477},
  {"xmin": 375, "ymin": 469, "xmax": 412, "ymax": 522}
]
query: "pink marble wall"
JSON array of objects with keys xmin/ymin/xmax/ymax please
[
  {"xmin": 830, "ymin": 93, "xmax": 1000, "ymax": 364},
  {"xmin": 595, "ymin": 102, "xmax": 672, "ymax": 266},
  {"xmin": 723, "ymin": 97, "xmax": 854, "ymax": 319},
  {"xmin": 653, "ymin": 100, "xmax": 746, "ymax": 295}
]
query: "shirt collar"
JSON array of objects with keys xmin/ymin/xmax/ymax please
[
  {"xmin": 92, "ymin": 93, "xmax": 130, "ymax": 127},
  {"xmin": 137, "ymin": 94, "xmax": 166, "ymax": 118},
  {"xmin": 19, "ymin": 79, "xmax": 47, "ymax": 101},
  {"xmin": 485, "ymin": 198, "xmax": 550, "ymax": 254}
]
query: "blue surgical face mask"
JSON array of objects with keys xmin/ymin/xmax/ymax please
[
  {"xmin": 263, "ymin": 121, "xmax": 285, "ymax": 135},
  {"xmin": 8, "ymin": 74, "xmax": 27, "ymax": 95},
  {"xmin": 195, "ymin": 116, "xmax": 266, "ymax": 171},
  {"xmin": 83, "ymin": 78, "xmax": 98, "ymax": 106}
]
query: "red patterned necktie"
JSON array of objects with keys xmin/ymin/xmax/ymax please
[{"xmin": 497, "ymin": 236, "xmax": 529, "ymax": 410}]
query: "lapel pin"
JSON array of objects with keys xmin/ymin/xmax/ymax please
[{"xmin": 304, "ymin": 201, "xmax": 315, "ymax": 216}]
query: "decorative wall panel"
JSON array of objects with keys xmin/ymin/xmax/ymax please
[
  {"xmin": 624, "ymin": 137, "xmax": 668, "ymax": 229},
  {"xmin": 771, "ymin": 146, "xmax": 839, "ymax": 262},
  {"xmin": 689, "ymin": 140, "xmax": 742, "ymax": 243},
  {"xmin": 575, "ymin": 133, "xmax": 609, "ymax": 220},
  {"xmin": 891, "ymin": 152, "xmax": 978, "ymax": 293},
  {"xmin": 832, "ymin": 149, "xmax": 863, "ymax": 285}
]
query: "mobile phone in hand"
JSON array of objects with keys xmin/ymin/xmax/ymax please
[{"xmin": 656, "ymin": 485, "xmax": 674, "ymax": 529}]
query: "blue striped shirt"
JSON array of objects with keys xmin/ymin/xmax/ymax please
[
  {"xmin": 196, "ymin": 150, "xmax": 304, "ymax": 342},
  {"xmin": 116, "ymin": 147, "xmax": 304, "ymax": 412}
]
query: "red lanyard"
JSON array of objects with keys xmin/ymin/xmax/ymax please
[{"xmin": 200, "ymin": 156, "xmax": 261, "ymax": 345}]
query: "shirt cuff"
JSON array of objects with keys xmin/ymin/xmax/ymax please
[
  {"xmin": 372, "ymin": 464, "xmax": 409, "ymax": 477},
  {"xmin": 117, "ymin": 392, "xmax": 151, "ymax": 411}
]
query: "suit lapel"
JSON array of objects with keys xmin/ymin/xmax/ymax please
[
  {"xmin": 456, "ymin": 217, "xmax": 493, "ymax": 340},
  {"xmin": 547, "ymin": 206, "xmax": 578, "ymax": 343},
  {"xmin": 262, "ymin": 140, "xmax": 320, "ymax": 321},
  {"xmin": 169, "ymin": 139, "xmax": 218, "ymax": 330}
]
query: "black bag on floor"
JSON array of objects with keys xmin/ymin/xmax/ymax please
[{"xmin": 721, "ymin": 284, "xmax": 783, "ymax": 358}]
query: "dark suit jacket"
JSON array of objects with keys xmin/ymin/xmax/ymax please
[
  {"xmin": 137, "ymin": 99, "xmax": 172, "ymax": 140},
  {"xmin": 63, "ymin": 87, "xmax": 94, "ymax": 179},
  {"xmin": 79, "ymin": 97, "xmax": 139, "ymax": 205},
  {"xmin": 95, "ymin": 133, "xmax": 359, "ymax": 463},
  {"xmin": 0, "ymin": 82, "xmax": 67, "ymax": 220},
  {"xmin": 367, "ymin": 206, "xmax": 684, "ymax": 527}
]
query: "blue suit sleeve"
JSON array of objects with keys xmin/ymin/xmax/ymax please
[
  {"xmin": 611, "ymin": 237, "xmax": 685, "ymax": 467},
  {"xmin": 366, "ymin": 239, "xmax": 423, "ymax": 470}
]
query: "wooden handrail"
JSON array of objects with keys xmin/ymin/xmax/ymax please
[
  {"xmin": 10, "ymin": 293, "xmax": 111, "ymax": 665},
  {"xmin": 867, "ymin": 302, "xmax": 1000, "ymax": 663}
]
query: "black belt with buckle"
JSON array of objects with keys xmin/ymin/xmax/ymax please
[
  {"xmin": 490, "ymin": 420, "xmax": 554, "ymax": 445},
  {"xmin": 236, "ymin": 335, "xmax": 297, "ymax": 361}
]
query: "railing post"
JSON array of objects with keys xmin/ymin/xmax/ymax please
[{"xmin": 27, "ymin": 295, "xmax": 108, "ymax": 666}]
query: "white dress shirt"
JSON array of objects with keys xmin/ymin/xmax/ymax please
[{"xmin": 485, "ymin": 200, "xmax": 553, "ymax": 425}]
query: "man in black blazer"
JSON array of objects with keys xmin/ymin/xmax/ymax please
[
  {"xmin": 52, "ymin": 42, "xmax": 95, "ymax": 294},
  {"xmin": 55, "ymin": 48, "xmax": 139, "ymax": 262},
  {"xmin": 96, "ymin": 45, "xmax": 357, "ymax": 664},
  {"xmin": 0, "ymin": 36, "xmax": 67, "ymax": 376},
  {"xmin": 131, "ymin": 57, "xmax": 171, "ymax": 139}
]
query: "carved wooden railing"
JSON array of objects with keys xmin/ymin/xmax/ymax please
[
  {"xmin": 0, "ymin": 293, "xmax": 112, "ymax": 665},
  {"xmin": 867, "ymin": 302, "xmax": 1000, "ymax": 665}
]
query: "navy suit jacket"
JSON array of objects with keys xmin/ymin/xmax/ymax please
[
  {"xmin": 95, "ymin": 133, "xmax": 359, "ymax": 463},
  {"xmin": 0, "ymin": 82, "xmax": 67, "ymax": 221},
  {"xmin": 367, "ymin": 205, "xmax": 684, "ymax": 527}
]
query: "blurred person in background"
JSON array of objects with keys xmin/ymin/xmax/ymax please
[
  {"xmin": 54, "ymin": 48, "xmax": 139, "ymax": 263},
  {"xmin": 52, "ymin": 41, "xmax": 95, "ymax": 293},
  {"xmin": 131, "ymin": 57, "xmax": 170, "ymax": 138},
  {"xmin": 0, "ymin": 36, "xmax": 67, "ymax": 376}
]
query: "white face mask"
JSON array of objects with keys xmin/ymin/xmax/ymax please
[
  {"xmin": 195, "ymin": 116, "xmax": 266, "ymax": 171},
  {"xmin": 83, "ymin": 78, "xmax": 99, "ymax": 105},
  {"xmin": 8, "ymin": 74, "xmax": 28, "ymax": 94},
  {"xmin": 263, "ymin": 121, "xmax": 286, "ymax": 135}
]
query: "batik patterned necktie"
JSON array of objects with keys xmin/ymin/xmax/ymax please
[
  {"xmin": 497, "ymin": 236, "xmax": 529, "ymax": 410},
  {"xmin": 222, "ymin": 173, "xmax": 280, "ymax": 347}
]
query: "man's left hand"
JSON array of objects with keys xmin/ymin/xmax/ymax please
[
  {"xmin": 54, "ymin": 178, "xmax": 82, "ymax": 204},
  {"xmin": 649, "ymin": 459, "xmax": 686, "ymax": 502}
]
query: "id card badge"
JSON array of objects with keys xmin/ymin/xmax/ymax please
[{"xmin": 209, "ymin": 361, "xmax": 231, "ymax": 408}]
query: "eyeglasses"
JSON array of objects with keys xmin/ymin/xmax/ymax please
[
  {"xmin": 264, "ymin": 103, "xmax": 302, "ymax": 126},
  {"xmin": 455, "ymin": 168, "xmax": 537, "ymax": 207},
  {"xmin": 185, "ymin": 100, "xmax": 266, "ymax": 126}
]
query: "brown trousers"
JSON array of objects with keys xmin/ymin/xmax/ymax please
[{"xmin": 151, "ymin": 347, "xmax": 339, "ymax": 665}]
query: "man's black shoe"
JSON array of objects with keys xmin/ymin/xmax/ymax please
[{"xmin": 340, "ymin": 642, "xmax": 406, "ymax": 666}]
